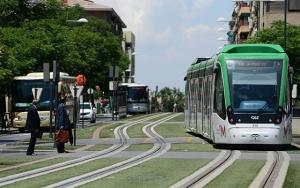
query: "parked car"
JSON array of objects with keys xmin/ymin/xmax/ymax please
[{"xmin": 80, "ymin": 102, "xmax": 96, "ymax": 123}]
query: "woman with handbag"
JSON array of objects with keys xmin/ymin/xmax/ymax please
[{"xmin": 55, "ymin": 98, "xmax": 69, "ymax": 153}]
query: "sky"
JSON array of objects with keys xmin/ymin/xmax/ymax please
[{"xmin": 93, "ymin": 0, "xmax": 234, "ymax": 92}]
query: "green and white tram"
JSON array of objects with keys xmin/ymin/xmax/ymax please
[{"xmin": 185, "ymin": 44, "xmax": 297, "ymax": 144}]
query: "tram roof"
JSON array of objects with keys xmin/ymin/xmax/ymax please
[
  {"xmin": 14, "ymin": 72, "xmax": 75, "ymax": 80},
  {"xmin": 119, "ymin": 83, "xmax": 148, "ymax": 88},
  {"xmin": 221, "ymin": 44, "xmax": 285, "ymax": 54}
]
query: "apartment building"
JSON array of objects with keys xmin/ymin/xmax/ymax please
[
  {"xmin": 62, "ymin": 0, "xmax": 126, "ymax": 36},
  {"xmin": 252, "ymin": 0, "xmax": 300, "ymax": 36},
  {"xmin": 229, "ymin": 1, "xmax": 251, "ymax": 44},
  {"xmin": 230, "ymin": 0, "xmax": 300, "ymax": 44},
  {"xmin": 122, "ymin": 31, "xmax": 135, "ymax": 83}
]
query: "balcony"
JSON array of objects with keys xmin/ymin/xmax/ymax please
[
  {"xmin": 238, "ymin": 6, "xmax": 251, "ymax": 16},
  {"xmin": 238, "ymin": 25, "xmax": 250, "ymax": 35}
]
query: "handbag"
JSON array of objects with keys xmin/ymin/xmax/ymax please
[
  {"xmin": 55, "ymin": 129, "xmax": 69, "ymax": 143},
  {"xmin": 34, "ymin": 129, "xmax": 43, "ymax": 139}
]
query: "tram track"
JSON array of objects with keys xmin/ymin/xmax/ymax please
[
  {"xmin": 249, "ymin": 151, "xmax": 290, "ymax": 188},
  {"xmin": 0, "ymin": 113, "xmax": 168, "ymax": 186},
  {"xmin": 171, "ymin": 150, "xmax": 241, "ymax": 188},
  {"xmin": 44, "ymin": 113, "xmax": 180, "ymax": 188}
]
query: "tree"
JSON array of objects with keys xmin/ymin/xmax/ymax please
[
  {"xmin": 0, "ymin": 0, "xmax": 129, "ymax": 97},
  {"xmin": 158, "ymin": 87, "xmax": 184, "ymax": 112},
  {"xmin": 246, "ymin": 21, "xmax": 300, "ymax": 85}
]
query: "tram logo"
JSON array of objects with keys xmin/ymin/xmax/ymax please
[
  {"xmin": 284, "ymin": 126, "xmax": 289, "ymax": 137},
  {"xmin": 251, "ymin": 116, "xmax": 259, "ymax": 120},
  {"xmin": 219, "ymin": 125, "xmax": 226, "ymax": 137}
]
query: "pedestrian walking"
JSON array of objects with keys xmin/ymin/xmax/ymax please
[
  {"xmin": 173, "ymin": 103, "xmax": 178, "ymax": 113},
  {"xmin": 55, "ymin": 98, "xmax": 69, "ymax": 153},
  {"xmin": 25, "ymin": 100, "xmax": 41, "ymax": 156}
]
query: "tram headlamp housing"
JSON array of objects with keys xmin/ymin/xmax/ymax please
[
  {"xmin": 274, "ymin": 107, "xmax": 284, "ymax": 125},
  {"xmin": 227, "ymin": 106, "xmax": 236, "ymax": 124}
]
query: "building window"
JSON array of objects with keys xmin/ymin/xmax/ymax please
[{"xmin": 289, "ymin": 0, "xmax": 300, "ymax": 11}]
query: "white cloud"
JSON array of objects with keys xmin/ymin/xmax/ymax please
[
  {"xmin": 184, "ymin": 24, "xmax": 213, "ymax": 39},
  {"xmin": 91, "ymin": 0, "xmax": 232, "ymax": 90}
]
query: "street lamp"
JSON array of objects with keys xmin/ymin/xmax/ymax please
[
  {"xmin": 73, "ymin": 84, "xmax": 78, "ymax": 146},
  {"xmin": 284, "ymin": 0, "xmax": 287, "ymax": 51},
  {"xmin": 66, "ymin": 17, "xmax": 89, "ymax": 145}
]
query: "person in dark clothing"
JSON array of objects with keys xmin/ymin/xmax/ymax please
[
  {"xmin": 55, "ymin": 98, "xmax": 69, "ymax": 153},
  {"xmin": 25, "ymin": 100, "xmax": 41, "ymax": 156}
]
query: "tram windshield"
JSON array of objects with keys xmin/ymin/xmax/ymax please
[
  {"xmin": 12, "ymin": 80, "xmax": 53, "ymax": 111},
  {"xmin": 127, "ymin": 87, "xmax": 148, "ymax": 103},
  {"xmin": 227, "ymin": 60, "xmax": 282, "ymax": 113}
]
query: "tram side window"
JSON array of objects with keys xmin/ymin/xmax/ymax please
[
  {"xmin": 286, "ymin": 74, "xmax": 291, "ymax": 115},
  {"xmin": 214, "ymin": 68, "xmax": 226, "ymax": 119},
  {"xmin": 185, "ymin": 80, "xmax": 189, "ymax": 110},
  {"xmin": 198, "ymin": 78, "xmax": 203, "ymax": 113}
]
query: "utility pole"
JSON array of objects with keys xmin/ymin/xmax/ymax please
[
  {"xmin": 73, "ymin": 85, "xmax": 78, "ymax": 146},
  {"xmin": 284, "ymin": 0, "xmax": 287, "ymax": 51}
]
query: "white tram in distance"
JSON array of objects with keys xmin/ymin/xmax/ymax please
[{"xmin": 118, "ymin": 83, "xmax": 150, "ymax": 114}]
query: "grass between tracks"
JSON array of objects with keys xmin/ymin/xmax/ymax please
[
  {"xmin": 155, "ymin": 122, "xmax": 192, "ymax": 138},
  {"xmin": 0, "ymin": 157, "xmax": 42, "ymax": 170},
  {"xmin": 13, "ymin": 144, "xmax": 85, "ymax": 151},
  {"xmin": 0, "ymin": 157, "xmax": 73, "ymax": 178},
  {"xmin": 85, "ymin": 144, "xmax": 113, "ymax": 151},
  {"xmin": 284, "ymin": 161, "xmax": 300, "ymax": 187},
  {"xmin": 170, "ymin": 143, "xmax": 220, "ymax": 152},
  {"xmin": 99, "ymin": 123, "xmax": 123, "ymax": 138},
  {"xmin": 205, "ymin": 160, "xmax": 265, "ymax": 188},
  {"xmin": 4, "ymin": 158, "xmax": 126, "ymax": 188},
  {"xmin": 80, "ymin": 158, "xmax": 210, "ymax": 188},
  {"xmin": 166, "ymin": 113, "xmax": 184, "ymax": 122},
  {"xmin": 85, "ymin": 143, "xmax": 154, "ymax": 152},
  {"xmin": 124, "ymin": 144, "xmax": 154, "ymax": 151},
  {"xmin": 127, "ymin": 123, "xmax": 147, "ymax": 138}
]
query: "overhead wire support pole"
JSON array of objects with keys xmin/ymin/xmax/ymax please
[
  {"xmin": 73, "ymin": 85, "xmax": 78, "ymax": 146},
  {"xmin": 284, "ymin": 0, "xmax": 287, "ymax": 52}
]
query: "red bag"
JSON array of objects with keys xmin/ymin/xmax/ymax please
[{"xmin": 55, "ymin": 129, "xmax": 69, "ymax": 143}]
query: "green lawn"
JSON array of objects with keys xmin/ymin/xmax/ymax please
[
  {"xmin": 5, "ymin": 158, "xmax": 126, "ymax": 188},
  {"xmin": 99, "ymin": 123, "xmax": 123, "ymax": 138},
  {"xmin": 86, "ymin": 144, "xmax": 113, "ymax": 151},
  {"xmin": 0, "ymin": 157, "xmax": 42, "ymax": 170},
  {"xmin": 155, "ymin": 123, "xmax": 192, "ymax": 138},
  {"xmin": 205, "ymin": 160, "xmax": 264, "ymax": 188},
  {"xmin": 127, "ymin": 123, "xmax": 147, "ymax": 138},
  {"xmin": 284, "ymin": 161, "xmax": 300, "ymax": 188},
  {"xmin": 166, "ymin": 113, "xmax": 184, "ymax": 122},
  {"xmin": 82, "ymin": 158, "xmax": 210, "ymax": 188},
  {"xmin": 147, "ymin": 113, "xmax": 172, "ymax": 122},
  {"xmin": 14, "ymin": 144, "xmax": 84, "ymax": 151},
  {"xmin": 170, "ymin": 143, "xmax": 219, "ymax": 152},
  {"xmin": 124, "ymin": 114, "xmax": 151, "ymax": 120},
  {"xmin": 76, "ymin": 123, "xmax": 105, "ymax": 139},
  {"xmin": 0, "ymin": 157, "xmax": 73, "ymax": 178},
  {"xmin": 124, "ymin": 144, "xmax": 154, "ymax": 151}
]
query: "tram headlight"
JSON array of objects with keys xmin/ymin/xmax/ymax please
[
  {"xmin": 227, "ymin": 106, "xmax": 236, "ymax": 124},
  {"xmin": 274, "ymin": 107, "xmax": 283, "ymax": 125}
]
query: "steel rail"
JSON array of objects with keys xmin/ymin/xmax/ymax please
[
  {"xmin": 0, "ymin": 113, "xmax": 167, "ymax": 186},
  {"xmin": 45, "ymin": 113, "xmax": 180, "ymax": 188},
  {"xmin": 259, "ymin": 151, "xmax": 282, "ymax": 188},
  {"xmin": 185, "ymin": 150, "xmax": 233, "ymax": 188}
]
